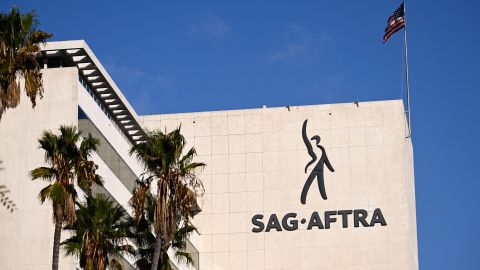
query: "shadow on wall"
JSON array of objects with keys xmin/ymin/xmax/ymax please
[{"xmin": 0, "ymin": 160, "xmax": 17, "ymax": 212}]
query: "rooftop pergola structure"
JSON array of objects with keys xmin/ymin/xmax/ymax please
[{"xmin": 38, "ymin": 40, "xmax": 145, "ymax": 145}]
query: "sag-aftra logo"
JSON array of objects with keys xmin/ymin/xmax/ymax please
[
  {"xmin": 251, "ymin": 119, "xmax": 387, "ymax": 233},
  {"xmin": 300, "ymin": 119, "xmax": 335, "ymax": 204}
]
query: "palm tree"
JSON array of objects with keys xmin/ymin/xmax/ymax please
[
  {"xmin": 30, "ymin": 125, "xmax": 102, "ymax": 270},
  {"xmin": 62, "ymin": 194, "xmax": 135, "ymax": 270},
  {"xmin": 0, "ymin": 7, "xmax": 52, "ymax": 120},
  {"xmin": 129, "ymin": 127, "xmax": 204, "ymax": 270},
  {"xmin": 129, "ymin": 189, "xmax": 196, "ymax": 270}
]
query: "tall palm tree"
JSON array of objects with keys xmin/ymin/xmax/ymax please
[
  {"xmin": 30, "ymin": 125, "xmax": 102, "ymax": 270},
  {"xmin": 129, "ymin": 127, "xmax": 204, "ymax": 270},
  {"xmin": 62, "ymin": 194, "xmax": 135, "ymax": 270},
  {"xmin": 0, "ymin": 7, "xmax": 52, "ymax": 120},
  {"xmin": 129, "ymin": 189, "xmax": 196, "ymax": 270}
]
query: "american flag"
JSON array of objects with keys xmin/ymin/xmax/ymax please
[{"xmin": 383, "ymin": 2, "xmax": 405, "ymax": 43}]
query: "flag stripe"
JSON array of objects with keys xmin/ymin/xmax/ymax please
[
  {"xmin": 384, "ymin": 18, "xmax": 405, "ymax": 33},
  {"xmin": 387, "ymin": 23, "xmax": 404, "ymax": 36},
  {"xmin": 385, "ymin": 20, "xmax": 405, "ymax": 37},
  {"xmin": 383, "ymin": 25, "xmax": 404, "ymax": 42}
]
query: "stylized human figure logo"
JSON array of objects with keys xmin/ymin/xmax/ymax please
[{"xmin": 301, "ymin": 119, "xmax": 334, "ymax": 204}]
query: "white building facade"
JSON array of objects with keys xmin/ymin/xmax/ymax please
[{"xmin": 0, "ymin": 41, "xmax": 418, "ymax": 270}]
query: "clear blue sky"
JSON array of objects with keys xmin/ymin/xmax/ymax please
[{"xmin": 2, "ymin": 1, "xmax": 479, "ymax": 269}]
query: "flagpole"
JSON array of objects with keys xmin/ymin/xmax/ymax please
[{"xmin": 403, "ymin": 0, "xmax": 412, "ymax": 138}]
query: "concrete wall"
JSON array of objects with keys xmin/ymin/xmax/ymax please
[
  {"xmin": 0, "ymin": 67, "xmax": 78, "ymax": 269},
  {"xmin": 140, "ymin": 100, "xmax": 418, "ymax": 270}
]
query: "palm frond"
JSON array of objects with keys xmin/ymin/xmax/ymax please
[
  {"xmin": 37, "ymin": 183, "xmax": 56, "ymax": 203},
  {"xmin": 174, "ymin": 251, "xmax": 194, "ymax": 266},
  {"xmin": 182, "ymin": 162, "xmax": 206, "ymax": 174},
  {"xmin": 61, "ymin": 236, "xmax": 82, "ymax": 257},
  {"xmin": 30, "ymin": 166, "xmax": 56, "ymax": 181},
  {"xmin": 38, "ymin": 130, "xmax": 57, "ymax": 163},
  {"xmin": 80, "ymin": 133, "xmax": 99, "ymax": 159}
]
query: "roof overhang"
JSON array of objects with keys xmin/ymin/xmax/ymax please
[{"xmin": 38, "ymin": 40, "xmax": 145, "ymax": 144}]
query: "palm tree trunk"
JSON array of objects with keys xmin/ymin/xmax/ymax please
[
  {"xmin": 150, "ymin": 236, "xmax": 162, "ymax": 270},
  {"xmin": 52, "ymin": 218, "xmax": 62, "ymax": 270}
]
